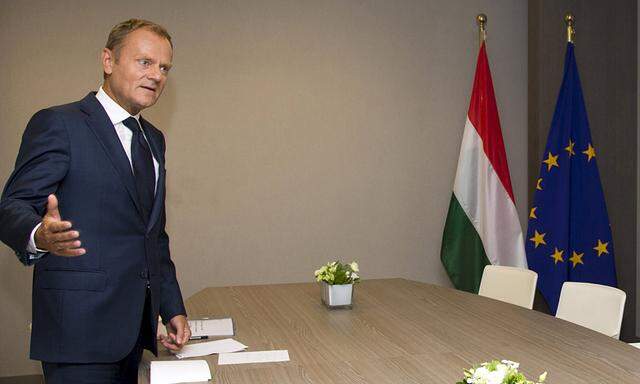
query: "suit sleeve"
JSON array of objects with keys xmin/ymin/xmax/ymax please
[
  {"xmin": 0, "ymin": 109, "xmax": 70, "ymax": 265},
  {"xmin": 156, "ymin": 133, "xmax": 187, "ymax": 322}
]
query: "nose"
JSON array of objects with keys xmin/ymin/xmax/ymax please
[{"xmin": 147, "ymin": 65, "xmax": 162, "ymax": 82}]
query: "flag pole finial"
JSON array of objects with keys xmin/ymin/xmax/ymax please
[
  {"xmin": 564, "ymin": 12, "xmax": 575, "ymax": 43},
  {"xmin": 476, "ymin": 14, "xmax": 487, "ymax": 46}
]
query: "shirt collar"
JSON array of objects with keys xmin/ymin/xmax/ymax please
[{"xmin": 96, "ymin": 86, "xmax": 141, "ymax": 125}]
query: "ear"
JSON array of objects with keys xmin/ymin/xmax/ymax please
[{"xmin": 102, "ymin": 48, "xmax": 115, "ymax": 75}]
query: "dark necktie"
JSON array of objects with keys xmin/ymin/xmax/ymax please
[{"xmin": 123, "ymin": 117, "xmax": 155, "ymax": 222}]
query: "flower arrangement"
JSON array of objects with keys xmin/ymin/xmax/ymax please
[
  {"xmin": 314, "ymin": 261, "xmax": 360, "ymax": 285},
  {"xmin": 457, "ymin": 360, "xmax": 547, "ymax": 384}
]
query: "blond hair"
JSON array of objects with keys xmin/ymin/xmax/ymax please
[{"xmin": 105, "ymin": 18, "xmax": 172, "ymax": 59}]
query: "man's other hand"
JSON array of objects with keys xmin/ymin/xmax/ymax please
[
  {"xmin": 158, "ymin": 315, "xmax": 191, "ymax": 351},
  {"xmin": 34, "ymin": 194, "xmax": 85, "ymax": 257}
]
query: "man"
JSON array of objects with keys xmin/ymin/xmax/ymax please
[{"xmin": 0, "ymin": 19, "xmax": 191, "ymax": 383}]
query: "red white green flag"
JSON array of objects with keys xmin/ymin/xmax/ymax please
[{"xmin": 440, "ymin": 43, "xmax": 526, "ymax": 293}]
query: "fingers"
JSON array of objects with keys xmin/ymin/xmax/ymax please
[
  {"xmin": 46, "ymin": 220, "xmax": 73, "ymax": 234},
  {"xmin": 52, "ymin": 239, "xmax": 81, "ymax": 251},
  {"xmin": 51, "ymin": 240, "xmax": 82, "ymax": 253},
  {"xmin": 182, "ymin": 325, "xmax": 192, "ymax": 344},
  {"xmin": 53, "ymin": 247, "xmax": 86, "ymax": 257},
  {"xmin": 170, "ymin": 316, "xmax": 191, "ymax": 346},
  {"xmin": 161, "ymin": 317, "xmax": 191, "ymax": 352},
  {"xmin": 158, "ymin": 334, "xmax": 171, "ymax": 349},
  {"xmin": 39, "ymin": 220, "xmax": 85, "ymax": 257},
  {"xmin": 35, "ymin": 195, "xmax": 86, "ymax": 257},
  {"xmin": 48, "ymin": 228, "xmax": 79, "ymax": 242},
  {"xmin": 175, "ymin": 324, "xmax": 186, "ymax": 346},
  {"xmin": 46, "ymin": 194, "xmax": 61, "ymax": 220},
  {"xmin": 159, "ymin": 333, "xmax": 181, "ymax": 351}
]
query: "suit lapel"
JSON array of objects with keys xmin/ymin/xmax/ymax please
[
  {"xmin": 140, "ymin": 117, "xmax": 165, "ymax": 233},
  {"xmin": 79, "ymin": 93, "xmax": 144, "ymax": 219}
]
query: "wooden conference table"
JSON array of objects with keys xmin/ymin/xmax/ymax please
[{"xmin": 150, "ymin": 278, "xmax": 640, "ymax": 383}]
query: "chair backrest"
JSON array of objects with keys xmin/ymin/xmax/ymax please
[
  {"xmin": 478, "ymin": 265, "xmax": 538, "ymax": 309},
  {"xmin": 556, "ymin": 282, "xmax": 626, "ymax": 339}
]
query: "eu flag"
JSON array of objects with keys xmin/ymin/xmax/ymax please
[{"xmin": 526, "ymin": 42, "xmax": 617, "ymax": 314}]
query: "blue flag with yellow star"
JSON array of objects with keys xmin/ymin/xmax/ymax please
[{"xmin": 526, "ymin": 42, "xmax": 617, "ymax": 314}]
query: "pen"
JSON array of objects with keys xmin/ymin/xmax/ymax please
[{"xmin": 189, "ymin": 335, "xmax": 209, "ymax": 340}]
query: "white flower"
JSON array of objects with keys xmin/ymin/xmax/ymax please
[
  {"xmin": 470, "ymin": 365, "xmax": 506, "ymax": 384},
  {"xmin": 314, "ymin": 260, "xmax": 362, "ymax": 285},
  {"xmin": 473, "ymin": 366, "xmax": 489, "ymax": 379},
  {"xmin": 485, "ymin": 369, "xmax": 506, "ymax": 384},
  {"xmin": 501, "ymin": 360, "xmax": 519, "ymax": 369},
  {"xmin": 460, "ymin": 360, "xmax": 547, "ymax": 384},
  {"xmin": 538, "ymin": 371, "xmax": 548, "ymax": 383},
  {"xmin": 493, "ymin": 364, "xmax": 509, "ymax": 382}
]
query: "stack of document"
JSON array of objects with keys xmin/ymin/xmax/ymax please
[
  {"xmin": 174, "ymin": 338, "xmax": 247, "ymax": 359},
  {"xmin": 172, "ymin": 338, "xmax": 290, "ymax": 364},
  {"xmin": 150, "ymin": 360, "xmax": 212, "ymax": 384},
  {"xmin": 150, "ymin": 316, "xmax": 290, "ymax": 383},
  {"xmin": 189, "ymin": 318, "xmax": 235, "ymax": 339}
]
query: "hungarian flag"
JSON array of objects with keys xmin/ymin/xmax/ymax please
[{"xmin": 440, "ymin": 43, "xmax": 527, "ymax": 293}]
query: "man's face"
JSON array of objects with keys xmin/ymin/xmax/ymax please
[{"xmin": 102, "ymin": 28, "xmax": 173, "ymax": 115}]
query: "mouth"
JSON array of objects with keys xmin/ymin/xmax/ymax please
[{"xmin": 140, "ymin": 85, "xmax": 157, "ymax": 93}]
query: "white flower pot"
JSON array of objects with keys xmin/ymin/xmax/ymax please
[{"xmin": 321, "ymin": 282, "xmax": 353, "ymax": 308}]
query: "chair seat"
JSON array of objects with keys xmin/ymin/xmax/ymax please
[
  {"xmin": 478, "ymin": 265, "xmax": 537, "ymax": 309},
  {"xmin": 556, "ymin": 282, "xmax": 626, "ymax": 339}
]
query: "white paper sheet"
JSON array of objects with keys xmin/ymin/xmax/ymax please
[
  {"xmin": 217, "ymin": 350, "xmax": 290, "ymax": 365},
  {"xmin": 150, "ymin": 360, "xmax": 211, "ymax": 384},
  {"xmin": 189, "ymin": 318, "xmax": 234, "ymax": 338},
  {"xmin": 174, "ymin": 338, "xmax": 247, "ymax": 359}
]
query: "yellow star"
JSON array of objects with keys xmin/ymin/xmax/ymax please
[
  {"xmin": 550, "ymin": 247, "xmax": 564, "ymax": 264},
  {"xmin": 529, "ymin": 230, "xmax": 546, "ymax": 248},
  {"xmin": 542, "ymin": 152, "xmax": 559, "ymax": 171},
  {"xmin": 569, "ymin": 251, "xmax": 584, "ymax": 268},
  {"xmin": 593, "ymin": 239, "xmax": 609, "ymax": 257},
  {"xmin": 529, "ymin": 207, "xmax": 538, "ymax": 219},
  {"xmin": 536, "ymin": 178, "xmax": 543, "ymax": 191},
  {"xmin": 582, "ymin": 143, "xmax": 596, "ymax": 162},
  {"xmin": 565, "ymin": 139, "xmax": 576, "ymax": 156}
]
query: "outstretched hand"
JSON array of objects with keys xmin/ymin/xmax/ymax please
[{"xmin": 34, "ymin": 194, "xmax": 85, "ymax": 257}]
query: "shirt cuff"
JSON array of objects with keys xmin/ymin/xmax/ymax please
[{"xmin": 27, "ymin": 222, "xmax": 47, "ymax": 259}]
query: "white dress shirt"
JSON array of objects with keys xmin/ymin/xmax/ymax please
[
  {"xmin": 95, "ymin": 87, "xmax": 160, "ymax": 185},
  {"xmin": 27, "ymin": 87, "xmax": 159, "ymax": 255}
]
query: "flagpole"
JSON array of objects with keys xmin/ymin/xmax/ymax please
[
  {"xmin": 564, "ymin": 12, "xmax": 575, "ymax": 43},
  {"xmin": 476, "ymin": 13, "xmax": 487, "ymax": 47}
]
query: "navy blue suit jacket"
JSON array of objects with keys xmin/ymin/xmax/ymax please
[{"xmin": 0, "ymin": 93, "xmax": 186, "ymax": 363}]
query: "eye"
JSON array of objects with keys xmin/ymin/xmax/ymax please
[
  {"xmin": 160, "ymin": 65, "xmax": 171, "ymax": 74},
  {"xmin": 138, "ymin": 59, "xmax": 151, "ymax": 66}
]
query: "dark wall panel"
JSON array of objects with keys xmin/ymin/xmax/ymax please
[{"xmin": 528, "ymin": 0, "xmax": 638, "ymax": 340}]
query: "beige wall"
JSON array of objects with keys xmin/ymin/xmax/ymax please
[{"xmin": 0, "ymin": 0, "xmax": 527, "ymax": 376}]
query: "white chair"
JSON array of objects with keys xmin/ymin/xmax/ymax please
[
  {"xmin": 555, "ymin": 282, "xmax": 626, "ymax": 339},
  {"xmin": 478, "ymin": 265, "xmax": 538, "ymax": 309}
]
